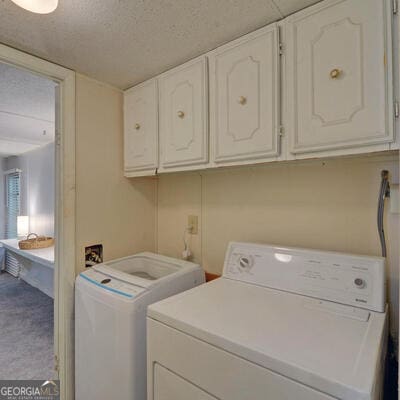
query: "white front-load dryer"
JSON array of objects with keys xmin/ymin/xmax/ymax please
[
  {"xmin": 147, "ymin": 242, "xmax": 387, "ymax": 400},
  {"xmin": 75, "ymin": 252, "xmax": 205, "ymax": 400}
]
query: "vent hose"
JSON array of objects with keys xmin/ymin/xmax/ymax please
[{"xmin": 377, "ymin": 170, "xmax": 390, "ymax": 258}]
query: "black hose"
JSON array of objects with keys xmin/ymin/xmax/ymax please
[{"xmin": 377, "ymin": 170, "xmax": 390, "ymax": 258}]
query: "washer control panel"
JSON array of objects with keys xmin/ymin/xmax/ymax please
[{"xmin": 223, "ymin": 242, "xmax": 386, "ymax": 312}]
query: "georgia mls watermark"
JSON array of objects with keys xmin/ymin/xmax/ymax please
[{"xmin": 0, "ymin": 380, "xmax": 60, "ymax": 400}]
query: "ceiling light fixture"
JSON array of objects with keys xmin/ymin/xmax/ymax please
[{"xmin": 10, "ymin": 0, "xmax": 58, "ymax": 14}]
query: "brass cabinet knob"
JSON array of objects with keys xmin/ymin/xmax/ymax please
[
  {"xmin": 238, "ymin": 96, "xmax": 247, "ymax": 105},
  {"xmin": 330, "ymin": 68, "xmax": 341, "ymax": 79},
  {"xmin": 134, "ymin": 123, "xmax": 141, "ymax": 130},
  {"xmin": 177, "ymin": 111, "xmax": 185, "ymax": 119}
]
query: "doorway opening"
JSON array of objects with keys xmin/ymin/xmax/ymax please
[
  {"xmin": 0, "ymin": 42, "xmax": 75, "ymax": 400},
  {"xmin": 0, "ymin": 62, "xmax": 57, "ymax": 379}
]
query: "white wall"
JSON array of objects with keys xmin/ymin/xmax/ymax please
[
  {"xmin": 156, "ymin": 152, "xmax": 399, "ymax": 345},
  {"xmin": 75, "ymin": 74, "xmax": 156, "ymax": 272},
  {"xmin": 5, "ymin": 143, "xmax": 55, "ymax": 237},
  {"xmin": 24, "ymin": 143, "xmax": 55, "ymax": 237}
]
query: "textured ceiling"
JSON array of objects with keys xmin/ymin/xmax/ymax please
[
  {"xmin": 0, "ymin": 63, "xmax": 56, "ymax": 157},
  {"xmin": 0, "ymin": 0, "xmax": 320, "ymax": 89}
]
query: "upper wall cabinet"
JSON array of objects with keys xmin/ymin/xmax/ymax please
[
  {"xmin": 124, "ymin": 79, "xmax": 158, "ymax": 177},
  {"xmin": 209, "ymin": 23, "xmax": 281, "ymax": 166},
  {"xmin": 158, "ymin": 57, "xmax": 208, "ymax": 172},
  {"xmin": 285, "ymin": 0, "xmax": 394, "ymax": 156},
  {"xmin": 123, "ymin": 0, "xmax": 396, "ymax": 178}
]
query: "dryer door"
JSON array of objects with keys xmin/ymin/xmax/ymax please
[
  {"xmin": 154, "ymin": 364, "xmax": 217, "ymax": 400},
  {"xmin": 147, "ymin": 318, "xmax": 337, "ymax": 400}
]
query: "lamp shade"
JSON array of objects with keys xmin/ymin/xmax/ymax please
[
  {"xmin": 10, "ymin": 0, "xmax": 58, "ymax": 14},
  {"xmin": 17, "ymin": 216, "xmax": 29, "ymax": 238}
]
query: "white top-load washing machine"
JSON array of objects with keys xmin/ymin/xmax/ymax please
[
  {"xmin": 75, "ymin": 252, "xmax": 205, "ymax": 400},
  {"xmin": 147, "ymin": 242, "xmax": 387, "ymax": 400}
]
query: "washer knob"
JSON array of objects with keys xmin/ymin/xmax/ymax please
[{"xmin": 354, "ymin": 278, "xmax": 366, "ymax": 289}]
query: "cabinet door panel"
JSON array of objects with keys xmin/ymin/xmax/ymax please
[
  {"xmin": 286, "ymin": 0, "xmax": 393, "ymax": 154},
  {"xmin": 124, "ymin": 79, "xmax": 158, "ymax": 175},
  {"xmin": 159, "ymin": 57, "xmax": 208, "ymax": 169},
  {"xmin": 210, "ymin": 24, "xmax": 280, "ymax": 165}
]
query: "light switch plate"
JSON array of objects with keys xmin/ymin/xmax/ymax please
[{"xmin": 188, "ymin": 215, "xmax": 198, "ymax": 234}]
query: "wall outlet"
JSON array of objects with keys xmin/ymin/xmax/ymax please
[{"xmin": 188, "ymin": 215, "xmax": 198, "ymax": 235}]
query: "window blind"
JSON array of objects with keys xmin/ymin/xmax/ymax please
[
  {"xmin": 5, "ymin": 172, "xmax": 21, "ymax": 239},
  {"xmin": 4, "ymin": 171, "xmax": 21, "ymax": 276}
]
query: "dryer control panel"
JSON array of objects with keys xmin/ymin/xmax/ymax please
[{"xmin": 223, "ymin": 242, "xmax": 386, "ymax": 312}]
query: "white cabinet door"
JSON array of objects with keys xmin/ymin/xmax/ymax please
[
  {"xmin": 286, "ymin": 0, "xmax": 393, "ymax": 156},
  {"xmin": 124, "ymin": 79, "xmax": 158, "ymax": 176},
  {"xmin": 209, "ymin": 23, "xmax": 280, "ymax": 166},
  {"xmin": 159, "ymin": 57, "xmax": 208, "ymax": 171}
]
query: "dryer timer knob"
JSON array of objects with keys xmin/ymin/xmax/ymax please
[
  {"xmin": 239, "ymin": 256, "xmax": 253, "ymax": 270},
  {"xmin": 354, "ymin": 278, "xmax": 366, "ymax": 289}
]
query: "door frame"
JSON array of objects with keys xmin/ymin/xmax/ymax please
[{"xmin": 0, "ymin": 43, "xmax": 76, "ymax": 400}]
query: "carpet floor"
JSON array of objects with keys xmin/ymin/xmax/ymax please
[{"xmin": 0, "ymin": 271, "xmax": 54, "ymax": 379}]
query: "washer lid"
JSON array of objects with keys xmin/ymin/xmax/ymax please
[
  {"xmin": 93, "ymin": 252, "xmax": 200, "ymax": 288},
  {"xmin": 79, "ymin": 268, "xmax": 146, "ymax": 299},
  {"xmin": 148, "ymin": 278, "xmax": 387, "ymax": 400}
]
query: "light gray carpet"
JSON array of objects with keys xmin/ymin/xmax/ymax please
[{"xmin": 0, "ymin": 271, "xmax": 54, "ymax": 379}]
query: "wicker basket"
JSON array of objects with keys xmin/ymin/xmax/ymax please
[{"xmin": 18, "ymin": 233, "xmax": 54, "ymax": 250}]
